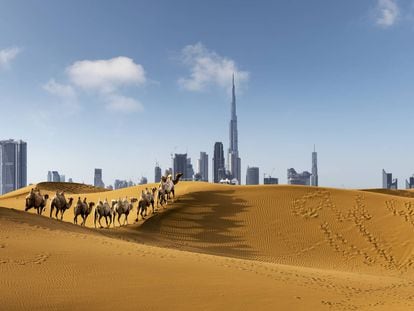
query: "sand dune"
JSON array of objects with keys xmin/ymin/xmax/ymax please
[{"xmin": 2, "ymin": 182, "xmax": 414, "ymax": 310}]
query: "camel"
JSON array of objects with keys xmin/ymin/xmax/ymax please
[
  {"xmin": 74, "ymin": 197, "xmax": 95, "ymax": 226},
  {"xmin": 50, "ymin": 192, "xmax": 74, "ymax": 220},
  {"xmin": 25, "ymin": 188, "xmax": 49, "ymax": 215},
  {"xmin": 94, "ymin": 199, "xmax": 114, "ymax": 228},
  {"xmin": 136, "ymin": 188, "xmax": 155, "ymax": 221},
  {"xmin": 158, "ymin": 172, "xmax": 183, "ymax": 206},
  {"xmin": 114, "ymin": 197, "xmax": 137, "ymax": 226}
]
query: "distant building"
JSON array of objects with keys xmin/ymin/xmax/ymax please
[
  {"xmin": 60, "ymin": 175, "xmax": 66, "ymax": 182},
  {"xmin": 173, "ymin": 154, "xmax": 189, "ymax": 180},
  {"xmin": 406, "ymin": 176, "xmax": 414, "ymax": 189},
  {"xmin": 264, "ymin": 176, "xmax": 279, "ymax": 184},
  {"xmin": 68, "ymin": 178, "xmax": 73, "ymax": 183},
  {"xmin": 311, "ymin": 146, "xmax": 318, "ymax": 186},
  {"xmin": 198, "ymin": 152, "xmax": 209, "ymax": 182},
  {"xmin": 0, "ymin": 139, "xmax": 27, "ymax": 195},
  {"xmin": 139, "ymin": 177, "xmax": 148, "ymax": 185},
  {"xmin": 287, "ymin": 168, "xmax": 311, "ymax": 186},
  {"xmin": 246, "ymin": 166, "xmax": 259, "ymax": 185},
  {"xmin": 47, "ymin": 171, "xmax": 52, "ymax": 182},
  {"xmin": 94, "ymin": 168, "xmax": 105, "ymax": 188},
  {"xmin": 382, "ymin": 169, "xmax": 398, "ymax": 189},
  {"xmin": 52, "ymin": 171, "xmax": 60, "ymax": 182},
  {"xmin": 186, "ymin": 158, "xmax": 194, "ymax": 181},
  {"xmin": 154, "ymin": 165, "xmax": 162, "ymax": 183},
  {"xmin": 114, "ymin": 179, "xmax": 128, "ymax": 190},
  {"xmin": 213, "ymin": 142, "xmax": 225, "ymax": 183}
]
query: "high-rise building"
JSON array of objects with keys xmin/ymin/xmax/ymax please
[
  {"xmin": 382, "ymin": 169, "xmax": 398, "ymax": 189},
  {"xmin": 60, "ymin": 175, "xmax": 66, "ymax": 182},
  {"xmin": 264, "ymin": 177, "xmax": 279, "ymax": 184},
  {"xmin": 213, "ymin": 142, "xmax": 225, "ymax": 183},
  {"xmin": 94, "ymin": 168, "xmax": 105, "ymax": 188},
  {"xmin": 198, "ymin": 152, "xmax": 208, "ymax": 182},
  {"xmin": 68, "ymin": 178, "xmax": 73, "ymax": 183},
  {"xmin": 287, "ymin": 168, "xmax": 311, "ymax": 186},
  {"xmin": 139, "ymin": 177, "xmax": 148, "ymax": 185},
  {"xmin": 51, "ymin": 171, "xmax": 60, "ymax": 182},
  {"xmin": 173, "ymin": 154, "xmax": 188, "ymax": 180},
  {"xmin": 311, "ymin": 146, "xmax": 318, "ymax": 186},
  {"xmin": 246, "ymin": 166, "xmax": 259, "ymax": 185},
  {"xmin": 47, "ymin": 171, "xmax": 52, "ymax": 182},
  {"xmin": 227, "ymin": 74, "xmax": 241, "ymax": 184},
  {"xmin": 0, "ymin": 139, "xmax": 27, "ymax": 195},
  {"xmin": 406, "ymin": 176, "xmax": 414, "ymax": 189},
  {"xmin": 154, "ymin": 164, "xmax": 162, "ymax": 183},
  {"xmin": 186, "ymin": 158, "xmax": 194, "ymax": 181}
]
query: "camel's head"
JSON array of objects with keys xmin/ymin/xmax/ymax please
[
  {"xmin": 44, "ymin": 194, "xmax": 49, "ymax": 200},
  {"xmin": 175, "ymin": 172, "xmax": 184, "ymax": 179},
  {"xmin": 68, "ymin": 197, "xmax": 74, "ymax": 205},
  {"xmin": 151, "ymin": 187, "xmax": 157, "ymax": 194}
]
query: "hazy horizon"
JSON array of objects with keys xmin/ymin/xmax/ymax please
[{"xmin": 1, "ymin": 0, "xmax": 413, "ymax": 188}]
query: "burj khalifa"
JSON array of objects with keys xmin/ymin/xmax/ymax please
[{"xmin": 228, "ymin": 74, "xmax": 241, "ymax": 184}]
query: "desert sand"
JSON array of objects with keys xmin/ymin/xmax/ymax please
[{"xmin": 2, "ymin": 182, "xmax": 414, "ymax": 310}]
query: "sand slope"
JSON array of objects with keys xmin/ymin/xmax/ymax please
[{"xmin": 2, "ymin": 182, "xmax": 414, "ymax": 310}]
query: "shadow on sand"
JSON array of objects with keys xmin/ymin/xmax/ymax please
[{"xmin": 126, "ymin": 190, "xmax": 258, "ymax": 259}]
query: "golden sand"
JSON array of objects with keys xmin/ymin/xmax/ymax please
[{"xmin": 1, "ymin": 182, "xmax": 414, "ymax": 310}]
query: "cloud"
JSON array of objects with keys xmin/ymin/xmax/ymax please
[
  {"xmin": 42, "ymin": 79, "xmax": 79, "ymax": 114},
  {"xmin": 178, "ymin": 42, "xmax": 249, "ymax": 92},
  {"xmin": 105, "ymin": 94, "xmax": 143, "ymax": 113},
  {"xmin": 45, "ymin": 56, "xmax": 146, "ymax": 114},
  {"xmin": 376, "ymin": 0, "xmax": 399, "ymax": 27},
  {"xmin": 43, "ymin": 79, "xmax": 76, "ymax": 99},
  {"xmin": 0, "ymin": 47, "xmax": 21, "ymax": 69},
  {"xmin": 66, "ymin": 56, "xmax": 146, "ymax": 93}
]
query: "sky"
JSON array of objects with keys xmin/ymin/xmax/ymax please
[{"xmin": 1, "ymin": 0, "xmax": 413, "ymax": 188}]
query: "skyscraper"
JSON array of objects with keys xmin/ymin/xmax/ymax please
[
  {"xmin": 382, "ymin": 169, "xmax": 398, "ymax": 189},
  {"xmin": 311, "ymin": 145, "xmax": 318, "ymax": 186},
  {"xmin": 186, "ymin": 158, "xmax": 194, "ymax": 181},
  {"xmin": 287, "ymin": 168, "xmax": 311, "ymax": 186},
  {"xmin": 154, "ymin": 164, "xmax": 162, "ymax": 183},
  {"xmin": 0, "ymin": 139, "xmax": 27, "ymax": 195},
  {"xmin": 52, "ymin": 171, "xmax": 60, "ymax": 182},
  {"xmin": 246, "ymin": 166, "xmax": 259, "ymax": 185},
  {"xmin": 173, "ymin": 153, "xmax": 188, "ymax": 180},
  {"xmin": 198, "ymin": 152, "xmax": 209, "ymax": 182},
  {"xmin": 227, "ymin": 74, "xmax": 241, "ymax": 184},
  {"xmin": 264, "ymin": 176, "xmax": 278, "ymax": 184},
  {"xmin": 94, "ymin": 168, "xmax": 105, "ymax": 188},
  {"xmin": 213, "ymin": 142, "xmax": 225, "ymax": 183}
]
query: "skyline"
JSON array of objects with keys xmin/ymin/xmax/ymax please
[{"xmin": 2, "ymin": 1, "xmax": 414, "ymax": 188}]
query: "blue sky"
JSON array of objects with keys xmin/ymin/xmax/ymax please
[{"xmin": 0, "ymin": 0, "xmax": 413, "ymax": 188}]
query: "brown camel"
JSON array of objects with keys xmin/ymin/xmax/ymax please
[
  {"xmin": 25, "ymin": 188, "xmax": 50, "ymax": 215},
  {"xmin": 50, "ymin": 192, "xmax": 74, "ymax": 220},
  {"xmin": 74, "ymin": 197, "xmax": 95, "ymax": 226}
]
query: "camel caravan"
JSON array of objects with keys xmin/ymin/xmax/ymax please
[{"xmin": 24, "ymin": 172, "xmax": 183, "ymax": 228}]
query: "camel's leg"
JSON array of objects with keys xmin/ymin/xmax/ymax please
[
  {"xmin": 117, "ymin": 214, "xmax": 121, "ymax": 226},
  {"xmin": 60, "ymin": 210, "xmax": 64, "ymax": 221},
  {"xmin": 50, "ymin": 206, "xmax": 54, "ymax": 218},
  {"xmin": 124, "ymin": 213, "xmax": 128, "ymax": 225},
  {"xmin": 55, "ymin": 208, "xmax": 59, "ymax": 219},
  {"xmin": 100, "ymin": 215, "xmax": 105, "ymax": 228},
  {"xmin": 74, "ymin": 215, "xmax": 77, "ymax": 224}
]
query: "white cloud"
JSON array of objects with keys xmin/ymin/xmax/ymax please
[
  {"xmin": 43, "ymin": 79, "xmax": 76, "ymax": 99},
  {"xmin": 0, "ymin": 47, "xmax": 21, "ymax": 68},
  {"xmin": 42, "ymin": 79, "xmax": 79, "ymax": 114},
  {"xmin": 44, "ymin": 56, "xmax": 146, "ymax": 114},
  {"xmin": 66, "ymin": 56, "xmax": 146, "ymax": 93},
  {"xmin": 105, "ymin": 94, "xmax": 143, "ymax": 113},
  {"xmin": 376, "ymin": 0, "xmax": 399, "ymax": 27},
  {"xmin": 178, "ymin": 42, "xmax": 249, "ymax": 92}
]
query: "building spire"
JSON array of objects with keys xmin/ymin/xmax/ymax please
[{"xmin": 231, "ymin": 73, "xmax": 236, "ymax": 120}]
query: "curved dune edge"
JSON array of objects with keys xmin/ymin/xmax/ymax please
[{"xmin": 2, "ymin": 182, "xmax": 414, "ymax": 310}]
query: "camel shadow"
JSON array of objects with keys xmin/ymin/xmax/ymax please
[{"xmin": 134, "ymin": 190, "xmax": 258, "ymax": 259}]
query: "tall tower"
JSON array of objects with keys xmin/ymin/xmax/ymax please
[
  {"xmin": 0, "ymin": 139, "xmax": 27, "ymax": 195},
  {"xmin": 228, "ymin": 74, "xmax": 241, "ymax": 184},
  {"xmin": 311, "ymin": 145, "xmax": 318, "ymax": 186},
  {"xmin": 213, "ymin": 142, "xmax": 225, "ymax": 183}
]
